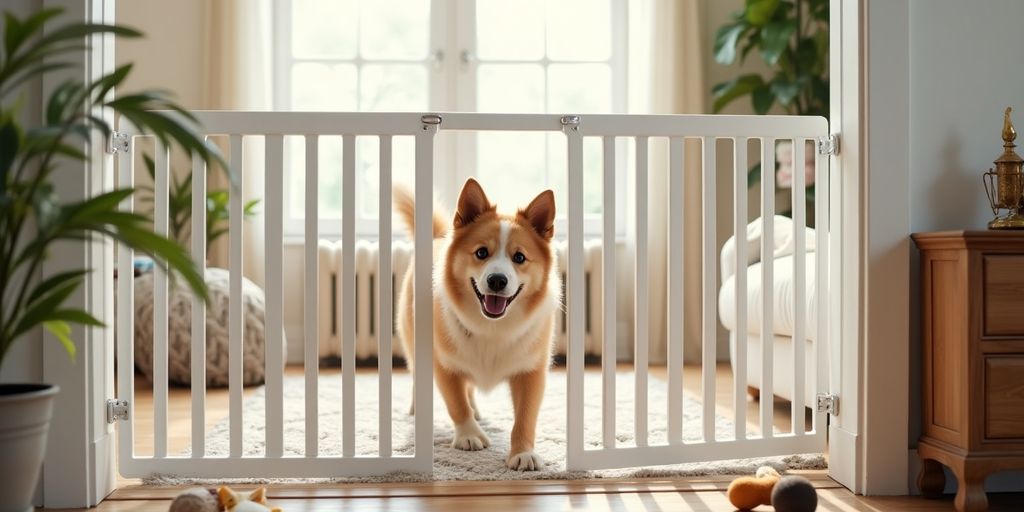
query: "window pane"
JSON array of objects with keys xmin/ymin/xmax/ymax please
[
  {"xmin": 548, "ymin": 134, "xmax": 604, "ymax": 217},
  {"xmin": 476, "ymin": 0, "xmax": 544, "ymax": 61},
  {"xmin": 288, "ymin": 136, "xmax": 306, "ymax": 220},
  {"xmin": 477, "ymin": 64, "xmax": 544, "ymax": 113},
  {"xmin": 361, "ymin": 136, "xmax": 416, "ymax": 218},
  {"xmin": 476, "ymin": 132, "xmax": 546, "ymax": 211},
  {"xmin": 319, "ymin": 136, "xmax": 345, "ymax": 218},
  {"xmin": 360, "ymin": 64, "xmax": 428, "ymax": 111},
  {"xmin": 292, "ymin": 63, "xmax": 357, "ymax": 111},
  {"xmin": 292, "ymin": 0, "xmax": 357, "ymax": 58},
  {"xmin": 546, "ymin": 0, "xmax": 611, "ymax": 61},
  {"xmin": 360, "ymin": 0, "xmax": 430, "ymax": 60},
  {"xmin": 548, "ymin": 64, "xmax": 612, "ymax": 113}
]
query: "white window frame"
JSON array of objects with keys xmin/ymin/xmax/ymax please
[{"xmin": 272, "ymin": 0, "xmax": 629, "ymax": 238}]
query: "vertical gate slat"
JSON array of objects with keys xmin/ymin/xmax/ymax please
[
  {"xmin": 153, "ymin": 140, "xmax": 169, "ymax": 459},
  {"xmin": 190, "ymin": 148, "xmax": 207, "ymax": 458},
  {"xmin": 265, "ymin": 135, "xmax": 285, "ymax": 457},
  {"xmin": 378, "ymin": 135, "xmax": 394, "ymax": 457},
  {"xmin": 565, "ymin": 127, "xmax": 585, "ymax": 465},
  {"xmin": 760, "ymin": 138, "xmax": 776, "ymax": 439},
  {"xmin": 413, "ymin": 124, "xmax": 436, "ymax": 470},
  {"xmin": 228, "ymin": 135, "xmax": 244, "ymax": 458},
  {"xmin": 634, "ymin": 136, "xmax": 649, "ymax": 448},
  {"xmin": 667, "ymin": 137, "xmax": 684, "ymax": 444},
  {"xmin": 116, "ymin": 134, "xmax": 135, "ymax": 459},
  {"xmin": 342, "ymin": 134, "xmax": 357, "ymax": 457},
  {"xmin": 700, "ymin": 136, "xmax": 717, "ymax": 442},
  {"xmin": 792, "ymin": 138, "xmax": 806, "ymax": 436},
  {"xmin": 601, "ymin": 136, "xmax": 616, "ymax": 449},
  {"xmin": 733, "ymin": 138, "xmax": 748, "ymax": 442},
  {"xmin": 304, "ymin": 135, "xmax": 320, "ymax": 457},
  {"xmin": 815, "ymin": 139, "xmax": 829, "ymax": 436}
]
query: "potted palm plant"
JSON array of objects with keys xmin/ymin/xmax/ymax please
[
  {"xmin": 711, "ymin": 0, "xmax": 828, "ymax": 212},
  {"xmin": 0, "ymin": 8, "xmax": 220, "ymax": 509}
]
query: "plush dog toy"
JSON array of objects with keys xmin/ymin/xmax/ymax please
[
  {"xmin": 726, "ymin": 467, "xmax": 817, "ymax": 511},
  {"xmin": 727, "ymin": 466, "xmax": 780, "ymax": 510},
  {"xmin": 218, "ymin": 487, "xmax": 283, "ymax": 512}
]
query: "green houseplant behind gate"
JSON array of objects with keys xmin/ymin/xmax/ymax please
[{"xmin": 0, "ymin": 8, "xmax": 221, "ymax": 509}]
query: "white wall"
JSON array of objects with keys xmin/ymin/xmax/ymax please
[
  {"xmin": 115, "ymin": 0, "xmax": 206, "ymax": 110},
  {"xmin": 906, "ymin": 0, "xmax": 1024, "ymax": 492},
  {"xmin": 909, "ymin": 0, "xmax": 1024, "ymax": 233}
]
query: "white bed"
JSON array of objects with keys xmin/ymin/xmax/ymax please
[{"xmin": 718, "ymin": 216, "xmax": 820, "ymax": 407}]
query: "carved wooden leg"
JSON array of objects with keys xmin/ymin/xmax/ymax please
[
  {"xmin": 952, "ymin": 462, "xmax": 988, "ymax": 512},
  {"xmin": 917, "ymin": 458, "xmax": 945, "ymax": 499}
]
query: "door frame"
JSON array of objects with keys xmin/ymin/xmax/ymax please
[
  {"xmin": 829, "ymin": 0, "xmax": 914, "ymax": 495},
  {"xmin": 39, "ymin": 0, "xmax": 119, "ymax": 507}
]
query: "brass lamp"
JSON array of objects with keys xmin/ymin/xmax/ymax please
[{"xmin": 983, "ymin": 107, "xmax": 1024, "ymax": 229}]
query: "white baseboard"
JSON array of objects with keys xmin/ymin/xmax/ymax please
[
  {"xmin": 829, "ymin": 424, "xmax": 860, "ymax": 493},
  {"xmin": 91, "ymin": 430, "xmax": 116, "ymax": 505},
  {"xmin": 907, "ymin": 448, "xmax": 1024, "ymax": 495}
]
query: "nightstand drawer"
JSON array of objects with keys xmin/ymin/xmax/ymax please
[
  {"xmin": 984, "ymin": 255, "xmax": 1024, "ymax": 336},
  {"xmin": 984, "ymin": 355, "xmax": 1024, "ymax": 440}
]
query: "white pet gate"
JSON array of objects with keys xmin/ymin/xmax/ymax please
[{"xmin": 113, "ymin": 112, "xmax": 832, "ymax": 478}]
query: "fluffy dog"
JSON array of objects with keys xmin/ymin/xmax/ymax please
[{"xmin": 394, "ymin": 178, "xmax": 559, "ymax": 471}]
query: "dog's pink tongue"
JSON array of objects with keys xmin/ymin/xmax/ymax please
[{"xmin": 483, "ymin": 295, "xmax": 509, "ymax": 316}]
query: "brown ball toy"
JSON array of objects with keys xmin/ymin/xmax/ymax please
[
  {"xmin": 726, "ymin": 466, "xmax": 780, "ymax": 510},
  {"xmin": 771, "ymin": 475, "xmax": 818, "ymax": 512}
]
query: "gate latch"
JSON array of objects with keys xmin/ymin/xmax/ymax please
[
  {"xmin": 106, "ymin": 399, "xmax": 129, "ymax": 423},
  {"xmin": 816, "ymin": 393, "xmax": 839, "ymax": 416}
]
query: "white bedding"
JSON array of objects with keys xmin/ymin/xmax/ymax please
[{"xmin": 718, "ymin": 215, "xmax": 822, "ymax": 405}]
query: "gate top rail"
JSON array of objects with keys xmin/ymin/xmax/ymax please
[{"xmin": 119, "ymin": 111, "xmax": 828, "ymax": 139}]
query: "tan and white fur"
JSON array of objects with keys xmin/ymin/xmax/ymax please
[{"xmin": 394, "ymin": 178, "xmax": 560, "ymax": 471}]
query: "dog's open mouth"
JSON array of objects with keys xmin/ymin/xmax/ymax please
[{"xmin": 470, "ymin": 278, "xmax": 523, "ymax": 319}]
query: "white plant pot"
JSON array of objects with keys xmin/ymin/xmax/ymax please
[{"xmin": 0, "ymin": 384, "xmax": 59, "ymax": 512}]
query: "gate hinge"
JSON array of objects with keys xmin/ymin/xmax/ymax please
[
  {"xmin": 106, "ymin": 398, "xmax": 129, "ymax": 423},
  {"xmin": 816, "ymin": 393, "xmax": 839, "ymax": 416},
  {"xmin": 107, "ymin": 131, "xmax": 130, "ymax": 155},
  {"xmin": 817, "ymin": 134, "xmax": 839, "ymax": 156},
  {"xmin": 560, "ymin": 115, "xmax": 581, "ymax": 132}
]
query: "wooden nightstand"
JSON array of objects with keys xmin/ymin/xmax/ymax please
[{"xmin": 913, "ymin": 231, "xmax": 1024, "ymax": 512}]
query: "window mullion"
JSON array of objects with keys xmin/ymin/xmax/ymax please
[{"xmin": 450, "ymin": 0, "xmax": 476, "ymax": 200}]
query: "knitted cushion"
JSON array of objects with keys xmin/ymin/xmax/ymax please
[{"xmin": 132, "ymin": 268, "xmax": 285, "ymax": 387}]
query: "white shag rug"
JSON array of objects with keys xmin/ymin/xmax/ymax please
[{"xmin": 152, "ymin": 371, "xmax": 824, "ymax": 484}]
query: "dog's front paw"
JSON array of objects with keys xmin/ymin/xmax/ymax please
[
  {"xmin": 451, "ymin": 420, "xmax": 490, "ymax": 451},
  {"xmin": 506, "ymin": 451, "xmax": 543, "ymax": 471}
]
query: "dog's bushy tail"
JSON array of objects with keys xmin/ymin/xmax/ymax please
[{"xmin": 393, "ymin": 184, "xmax": 448, "ymax": 239}]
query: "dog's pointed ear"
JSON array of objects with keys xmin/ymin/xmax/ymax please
[
  {"xmin": 519, "ymin": 189, "xmax": 555, "ymax": 240},
  {"xmin": 218, "ymin": 487, "xmax": 239, "ymax": 508},
  {"xmin": 454, "ymin": 178, "xmax": 493, "ymax": 229},
  {"xmin": 249, "ymin": 487, "xmax": 267, "ymax": 504}
]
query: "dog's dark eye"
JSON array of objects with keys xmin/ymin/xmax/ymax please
[
  {"xmin": 475, "ymin": 247, "xmax": 489, "ymax": 260},
  {"xmin": 512, "ymin": 251, "xmax": 526, "ymax": 264}
]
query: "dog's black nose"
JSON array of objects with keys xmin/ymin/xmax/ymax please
[{"xmin": 486, "ymin": 273, "xmax": 508, "ymax": 292}]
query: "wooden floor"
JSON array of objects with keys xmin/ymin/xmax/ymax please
[
  {"xmin": 54, "ymin": 475, "xmax": 1024, "ymax": 511},
  {"xmin": 78, "ymin": 363, "xmax": 1024, "ymax": 510}
]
